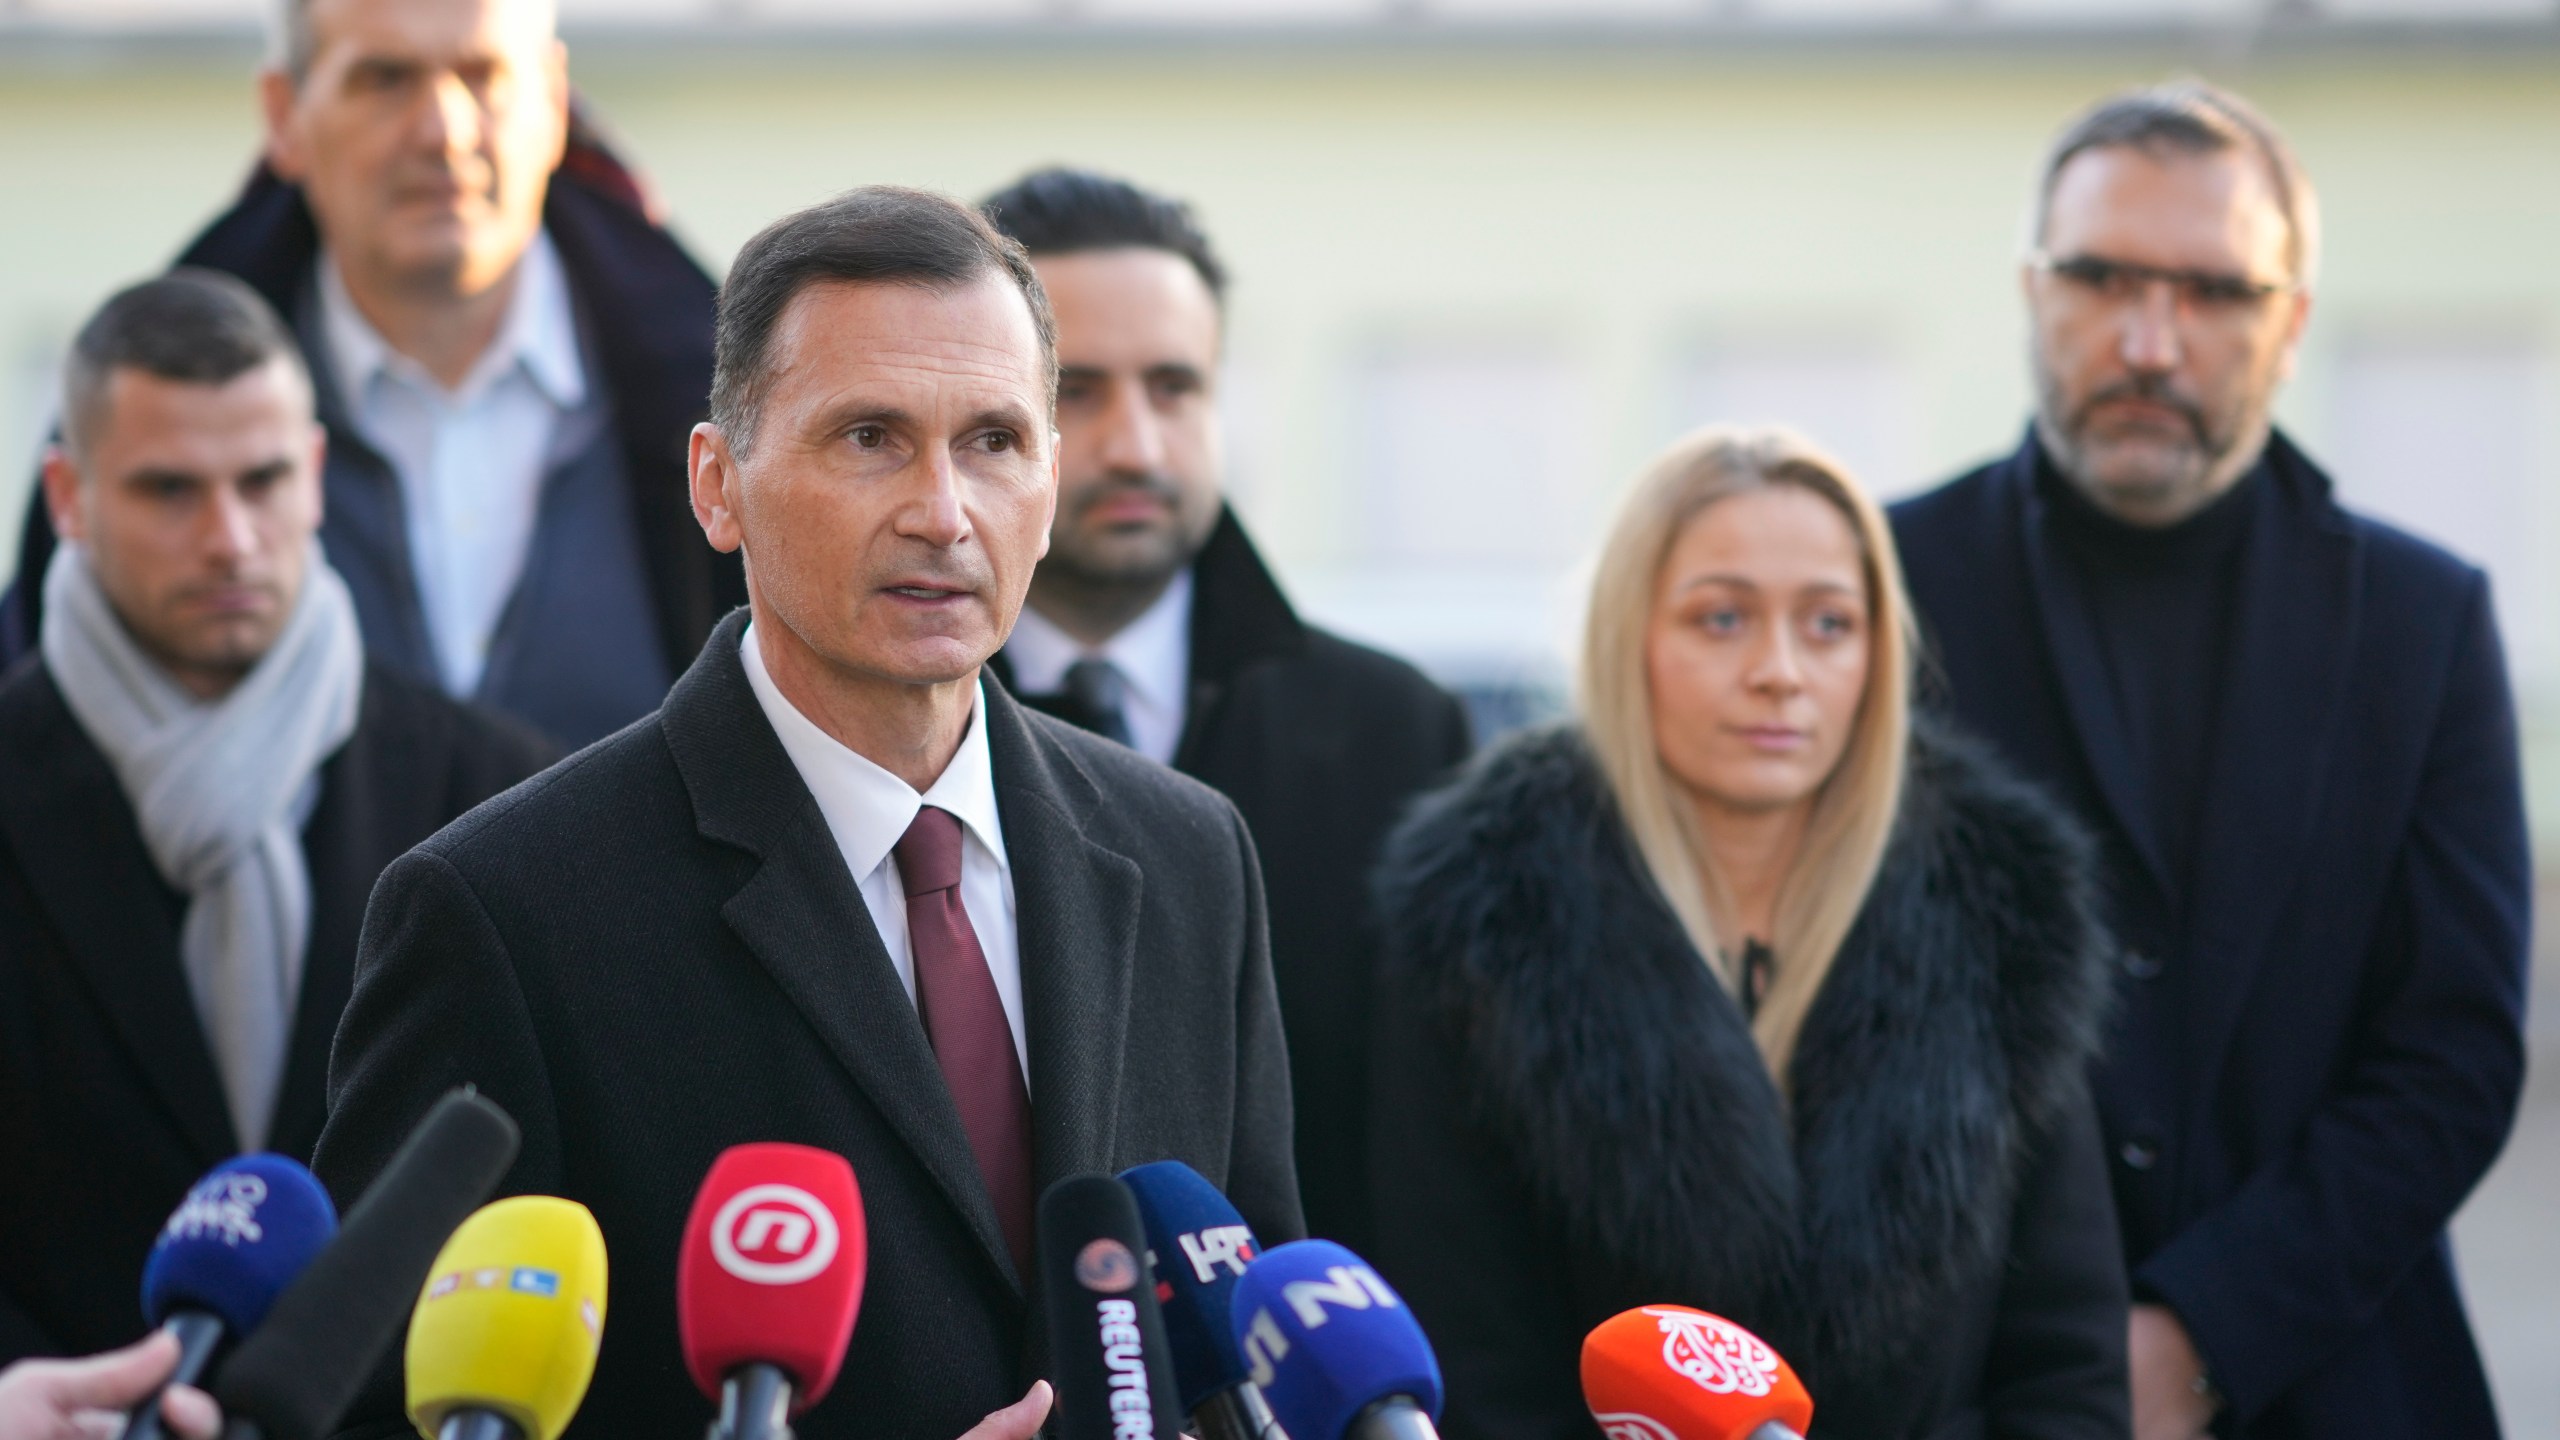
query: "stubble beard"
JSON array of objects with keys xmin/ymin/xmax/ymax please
[{"xmin": 2032, "ymin": 352, "xmax": 2277, "ymax": 527}]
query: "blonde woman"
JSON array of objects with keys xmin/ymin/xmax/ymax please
[{"xmin": 1365, "ymin": 428, "xmax": 2128, "ymax": 1439}]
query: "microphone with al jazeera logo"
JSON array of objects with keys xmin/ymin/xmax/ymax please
[
  {"xmin": 1579, "ymin": 1305, "xmax": 1812, "ymax": 1440},
  {"xmin": 678, "ymin": 1143, "xmax": 868, "ymax": 1440}
]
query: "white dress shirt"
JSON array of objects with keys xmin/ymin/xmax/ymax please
[
  {"xmin": 738, "ymin": 623, "xmax": 1029, "ymax": 1083},
  {"xmin": 320, "ymin": 230, "xmax": 586, "ymax": 697},
  {"xmin": 1003, "ymin": 568, "xmax": 1193, "ymax": 765}
]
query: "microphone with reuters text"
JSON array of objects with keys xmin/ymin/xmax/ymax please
[
  {"xmin": 1227, "ymin": 1240, "xmax": 1442, "ymax": 1440},
  {"xmin": 122, "ymin": 1155, "xmax": 337, "ymax": 1440},
  {"xmin": 1117, "ymin": 1161, "xmax": 1280, "ymax": 1440},
  {"xmin": 1038, "ymin": 1175, "xmax": 1186, "ymax": 1440},
  {"xmin": 212, "ymin": 1089, "xmax": 522, "ymax": 1440},
  {"xmin": 403, "ymin": 1196, "xmax": 607, "ymax": 1440},
  {"xmin": 1579, "ymin": 1305, "xmax": 1813, "ymax": 1440},
  {"xmin": 678, "ymin": 1143, "xmax": 867, "ymax": 1440}
]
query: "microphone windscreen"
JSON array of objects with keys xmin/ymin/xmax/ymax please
[
  {"xmin": 676, "ymin": 1142, "xmax": 866, "ymax": 1413},
  {"xmin": 1579, "ymin": 1305, "xmax": 1812, "ymax": 1440},
  {"xmin": 141, "ymin": 1155, "xmax": 338, "ymax": 1334},
  {"xmin": 1038, "ymin": 1175, "xmax": 1186, "ymax": 1440},
  {"xmin": 1227, "ymin": 1240, "xmax": 1441, "ymax": 1440},
  {"xmin": 1117, "ymin": 1160, "xmax": 1259, "ymax": 1412},
  {"xmin": 405, "ymin": 1196, "xmax": 608, "ymax": 1440},
  {"xmin": 211, "ymin": 1089, "xmax": 521, "ymax": 1440}
]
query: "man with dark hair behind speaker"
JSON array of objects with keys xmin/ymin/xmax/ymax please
[
  {"xmin": 0, "ymin": 270, "xmax": 550, "ymax": 1366},
  {"xmin": 980, "ymin": 169, "xmax": 1473, "ymax": 1251},
  {"xmin": 312, "ymin": 186, "xmax": 1301, "ymax": 1440}
]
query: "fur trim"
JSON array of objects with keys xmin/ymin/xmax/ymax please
[{"xmin": 1374, "ymin": 721, "xmax": 2110, "ymax": 1399}]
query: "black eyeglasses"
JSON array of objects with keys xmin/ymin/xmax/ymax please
[{"xmin": 2029, "ymin": 251, "xmax": 2299, "ymax": 312}]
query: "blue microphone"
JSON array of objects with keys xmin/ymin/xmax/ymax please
[
  {"xmin": 1228, "ymin": 1241, "xmax": 1442, "ymax": 1440},
  {"xmin": 125, "ymin": 1154, "xmax": 337, "ymax": 1440},
  {"xmin": 1118, "ymin": 1162, "xmax": 1279, "ymax": 1440}
]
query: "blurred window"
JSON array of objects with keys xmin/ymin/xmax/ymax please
[
  {"xmin": 1663, "ymin": 335, "xmax": 1923, "ymax": 500},
  {"xmin": 1349, "ymin": 337, "xmax": 1589, "ymax": 568}
]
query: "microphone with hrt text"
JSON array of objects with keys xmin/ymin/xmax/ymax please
[
  {"xmin": 210, "ymin": 1089, "xmax": 522, "ymax": 1440},
  {"xmin": 1228, "ymin": 1241, "xmax": 1442, "ymax": 1440},
  {"xmin": 1039, "ymin": 1175, "xmax": 1187, "ymax": 1440},
  {"xmin": 678, "ymin": 1144, "xmax": 867, "ymax": 1440},
  {"xmin": 1117, "ymin": 1161, "xmax": 1282, "ymax": 1440},
  {"xmin": 121, "ymin": 1155, "xmax": 338, "ymax": 1440},
  {"xmin": 404, "ymin": 1196, "xmax": 608, "ymax": 1440},
  {"xmin": 1579, "ymin": 1305, "xmax": 1812, "ymax": 1440}
]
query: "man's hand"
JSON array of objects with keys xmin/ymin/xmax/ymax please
[
  {"xmin": 957, "ymin": 1380, "xmax": 1054, "ymax": 1440},
  {"xmin": 2129, "ymin": 1303, "xmax": 2216, "ymax": 1440},
  {"xmin": 0, "ymin": 1330, "xmax": 221, "ymax": 1440}
]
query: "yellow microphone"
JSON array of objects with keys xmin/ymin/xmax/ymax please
[{"xmin": 405, "ymin": 1196, "xmax": 608, "ymax": 1440}]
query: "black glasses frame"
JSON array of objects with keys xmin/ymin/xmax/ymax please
[{"xmin": 2028, "ymin": 250, "xmax": 2300, "ymax": 310}]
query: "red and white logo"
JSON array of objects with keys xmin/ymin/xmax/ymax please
[
  {"xmin": 1646, "ymin": 1306, "xmax": 1780, "ymax": 1399},
  {"xmin": 710, "ymin": 1184, "xmax": 841, "ymax": 1285},
  {"xmin": 1592, "ymin": 1413, "xmax": 1679, "ymax": 1440}
]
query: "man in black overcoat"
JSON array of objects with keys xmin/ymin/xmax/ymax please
[
  {"xmin": 0, "ymin": 272, "xmax": 550, "ymax": 1366},
  {"xmin": 979, "ymin": 170, "xmax": 1473, "ymax": 1250},
  {"xmin": 1891, "ymin": 83, "xmax": 2528, "ymax": 1439},
  {"xmin": 1, "ymin": 0, "xmax": 742, "ymax": 749},
  {"xmin": 310, "ymin": 187, "xmax": 1304, "ymax": 1440}
]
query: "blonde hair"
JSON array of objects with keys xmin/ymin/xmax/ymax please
[{"xmin": 1577, "ymin": 425, "xmax": 1915, "ymax": 1082}]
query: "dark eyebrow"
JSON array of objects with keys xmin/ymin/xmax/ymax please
[
  {"xmin": 1675, "ymin": 574, "xmax": 1862, "ymax": 598},
  {"xmin": 1143, "ymin": 362, "xmax": 1207, "ymax": 388},
  {"xmin": 966, "ymin": 404, "xmax": 1040, "ymax": 437},
  {"xmin": 237, "ymin": 458, "xmax": 295, "ymax": 485},
  {"xmin": 118, "ymin": 466, "xmax": 208, "ymax": 492},
  {"xmin": 811, "ymin": 402, "xmax": 917, "ymax": 436}
]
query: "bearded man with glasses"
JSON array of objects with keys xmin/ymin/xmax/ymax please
[{"xmin": 1893, "ymin": 83, "xmax": 2527, "ymax": 1440}]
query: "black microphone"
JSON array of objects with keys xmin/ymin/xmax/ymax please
[
  {"xmin": 209, "ymin": 1090, "xmax": 522, "ymax": 1440},
  {"xmin": 1038, "ymin": 1175, "xmax": 1186, "ymax": 1440}
]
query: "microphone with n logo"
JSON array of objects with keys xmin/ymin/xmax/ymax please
[
  {"xmin": 1579, "ymin": 1305, "xmax": 1812, "ymax": 1440},
  {"xmin": 677, "ymin": 1144, "xmax": 867, "ymax": 1440}
]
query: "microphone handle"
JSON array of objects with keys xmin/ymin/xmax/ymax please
[
  {"xmin": 120, "ymin": 1310, "xmax": 226, "ymax": 1440},
  {"xmin": 1746, "ymin": 1427, "xmax": 1804, "ymax": 1440},
  {"xmin": 438, "ymin": 1410, "xmax": 527, "ymax": 1440},
  {"xmin": 1348, "ymin": 1395, "xmax": 1439, "ymax": 1440},
  {"xmin": 1192, "ymin": 1383, "xmax": 1284, "ymax": 1440},
  {"xmin": 720, "ymin": 1362, "xmax": 798, "ymax": 1440}
]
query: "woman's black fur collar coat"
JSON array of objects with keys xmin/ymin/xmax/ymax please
[{"xmin": 1364, "ymin": 723, "xmax": 2130, "ymax": 1440}]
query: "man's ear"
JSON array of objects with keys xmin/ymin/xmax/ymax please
[
  {"xmin": 40, "ymin": 444, "xmax": 87, "ymax": 545},
  {"xmin": 688, "ymin": 423, "xmax": 745, "ymax": 555},
  {"xmin": 2274, "ymin": 288, "xmax": 2314, "ymax": 385},
  {"xmin": 259, "ymin": 68, "xmax": 308, "ymax": 182}
]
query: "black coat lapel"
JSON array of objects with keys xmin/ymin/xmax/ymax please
[
  {"xmin": 1171, "ymin": 508, "xmax": 1307, "ymax": 774},
  {"xmin": 2007, "ymin": 444, "xmax": 2175, "ymax": 896},
  {"xmin": 0, "ymin": 666, "xmax": 236, "ymax": 1163},
  {"xmin": 981, "ymin": 685, "xmax": 1146, "ymax": 1191},
  {"xmin": 662, "ymin": 617, "xmax": 1025, "ymax": 1292},
  {"xmin": 2180, "ymin": 435, "xmax": 2362, "ymax": 1076}
]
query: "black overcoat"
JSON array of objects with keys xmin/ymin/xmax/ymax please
[
  {"xmin": 0, "ymin": 118, "xmax": 745, "ymax": 733},
  {"xmin": 310, "ymin": 612, "xmax": 1307, "ymax": 1440},
  {"xmin": 1890, "ymin": 430, "xmax": 2529, "ymax": 1437},
  {"xmin": 1365, "ymin": 724, "xmax": 2129, "ymax": 1440},
  {"xmin": 0, "ymin": 656, "xmax": 550, "ymax": 1363},
  {"xmin": 993, "ymin": 508, "xmax": 1473, "ymax": 1251}
]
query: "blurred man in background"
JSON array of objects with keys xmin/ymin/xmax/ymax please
[
  {"xmin": 0, "ymin": 271, "xmax": 548, "ymax": 1366},
  {"xmin": 980, "ymin": 169, "xmax": 1473, "ymax": 1250},
  {"xmin": 1893, "ymin": 83, "xmax": 2528, "ymax": 1439},
  {"xmin": 1, "ymin": 0, "xmax": 741, "ymax": 749}
]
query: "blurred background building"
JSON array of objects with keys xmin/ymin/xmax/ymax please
[{"xmin": 2, "ymin": 0, "xmax": 2552, "ymax": 1425}]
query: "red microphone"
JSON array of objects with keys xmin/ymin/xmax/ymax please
[
  {"xmin": 678, "ymin": 1144, "xmax": 867, "ymax": 1440},
  {"xmin": 1580, "ymin": 1305, "xmax": 1813, "ymax": 1440}
]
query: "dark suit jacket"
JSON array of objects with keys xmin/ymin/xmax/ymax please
[
  {"xmin": 1, "ymin": 116, "xmax": 744, "ymax": 722},
  {"xmin": 994, "ymin": 509, "xmax": 1471, "ymax": 1251},
  {"xmin": 1891, "ymin": 430, "xmax": 2530, "ymax": 1437},
  {"xmin": 0, "ymin": 656, "xmax": 551, "ymax": 1364},
  {"xmin": 310, "ymin": 611, "xmax": 1306, "ymax": 1440}
]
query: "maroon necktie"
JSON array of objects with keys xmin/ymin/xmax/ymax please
[{"xmin": 895, "ymin": 804, "xmax": 1035, "ymax": 1275}]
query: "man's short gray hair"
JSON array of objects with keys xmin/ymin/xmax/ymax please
[
  {"xmin": 2033, "ymin": 80, "xmax": 2321, "ymax": 286},
  {"xmin": 269, "ymin": 0, "xmax": 559, "ymax": 82}
]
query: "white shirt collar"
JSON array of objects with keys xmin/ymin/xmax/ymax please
[
  {"xmin": 737, "ymin": 620, "xmax": 1009, "ymax": 882},
  {"xmin": 318, "ymin": 228, "xmax": 587, "ymax": 412},
  {"xmin": 1004, "ymin": 568, "xmax": 1193, "ymax": 723}
]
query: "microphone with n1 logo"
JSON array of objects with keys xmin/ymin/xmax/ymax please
[
  {"xmin": 1116, "ymin": 1162, "xmax": 1278, "ymax": 1440},
  {"xmin": 1038, "ymin": 1175, "xmax": 1186, "ymax": 1440},
  {"xmin": 122, "ymin": 1154, "xmax": 338, "ymax": 1440},
  {"xmin": 403, "ymin": 1196, "xmax": 608, "ymax": 1440},
  {"xmin": 1579, "ymin": 1305, "xmax": 1812, "ymax": 1440},
  {"xmin": 677, "ymin": 1143, "xmax": 867, "ymax": 1440},
  {"xmin": 1227, "ymin": 1240, "xmax": 1441, "ymax": 1440}
]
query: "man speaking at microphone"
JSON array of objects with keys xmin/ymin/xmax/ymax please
[{"xmin": 312, "ymin": 186, "xmax": 1304, "ymax": 1440}]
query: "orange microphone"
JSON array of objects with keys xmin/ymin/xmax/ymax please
[{"xmin": 1579, "ymin": 1305, "xmax": 1813, "ymax": 1440}]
